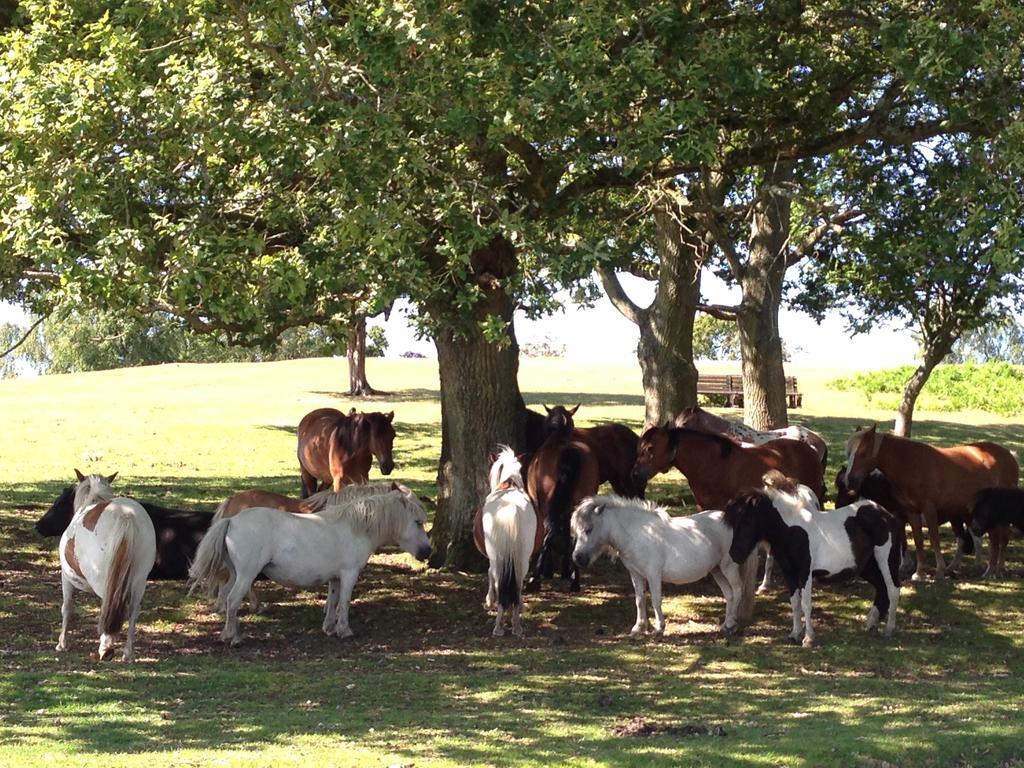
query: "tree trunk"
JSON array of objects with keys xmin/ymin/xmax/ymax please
[
  {"xmin": 738, "ymin": 164, "xmax": 793, "ymax": 430},
  {"xmin": 427, "ymin": 235, "xmax": 523, "ymax": 571},
  {"xmin": 894, "ymin": 342, "xmax": 951, "ymax": 437},
  {"xmin": 346, "ymin": 315, "xmax": 380, "ymax": 397},
  {"xmin": 600, "ymin": 203, "xmax": 703, "ymax": 428}
]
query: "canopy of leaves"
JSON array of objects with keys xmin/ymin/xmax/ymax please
[
  {"xmin": 950, "ymin": 318, "xmax": 1024, "ymax": 365},
  {"xmin": 693, "ymin": 314, "xmax": 740, "ymax": 361}
]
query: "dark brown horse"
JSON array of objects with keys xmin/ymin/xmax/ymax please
[
  {"xmin": 296, "ymin": 408, "xmax": 396, "ymax": 496},
  {"xmin": 844, "ymin": 425, "xmax": 1019, "ymax": 580},
  {"xmin": 631, "ymin": 425, "xmax": 825, "ymax": 510},
  {"xmin": 541, "ymin": 404, "xmax": 645, "ymax": 497},
  {"xmin": 525, "ymin": 434, "xmax": 601, "ymax": 592}
]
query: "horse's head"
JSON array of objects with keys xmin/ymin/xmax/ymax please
[
  {"xmin": 834, "ymin": 465, "xmax": 858, "ymax": 506},
  {"xmin": 844, "ymin": 425, "xmax": 882, "ymax": 493},
  {"xmin": 570, "ymin": 498, "xmax": 606, "ymax": 569},
  {"xmin": 35, "ymin": 484, "xmax": 76, "ymax": 537},
  {"xmin": 723, "ymin": 491, "xmax": 778, "ymax": 565},
  {"xmin": 71, "ymin": 469, "xmax": 118, "ymax": 515},
  {"xmin": 362, "ymin": 411, "xmax": 396, "ymax": 475},
  {"xmin": 542, "ymin": 404, "xmax": 579, "ymax": 439},
  {"xmin": 487, "ymin": 445, "xmax": 523, "ymax": 492},
  {"xmin": 396, "ymin": 493, "xmax": 431, "ymax": 561},
  {"xmin": 632, "ymin": 424, "xmax": 676, "ymax": 488}
]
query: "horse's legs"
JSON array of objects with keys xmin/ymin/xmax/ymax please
[
  {"xmin": 800, "ymin": 577, "xmax": 815, "ymax": 647},
  {"xmin": 122, "ymin": 591, "xmax": 144, "ymax": 663},
  {"xmin": 628, "ymin": 570, "xmax": 648, "ymax": 636},
  {"xmin": 299, "ymin": 467, "xmax": 318, "ymax": 499},
  {"xmin": 56, "ymin": 576, "xmax": 74, "ymax": 652},
  {"xmin": 756, "ymin": 545, "xmax": 774, "ymax": 595},
  {"xmin": 484, "ymin": 565, "xmax": 497, "ymax": 611},
  {"xmin": 908, "ymin": 513, "xmax": 927, "ymax": 582},
  {"xmin": 983, "ymin": 525, "xmax": 1009, "ymax": 579},
  {"xmin": 332, "ymin": 568, "xmax": 359, "ymax": 639},
  {"xmin": 710, "ymin": 567, "xmax": 737, "ymax": 634},
  {"xmin": 221, "ymin": 567, "xmax": 258, "ymax": 646},
  {"xmin": 922, "ymin": 504, "xmax": 946, "ymax": 579},
  {"xmin": 648, "ymin": 576, "xmax": 666, "ymax": 636},
  {"xmin": 949, "ymin": 528, "xmax": 966, "ymax": 573},
  {"xmin": 493, "ymin": 601, "xmax": 505, "ymax": 637},
  {"xmin": 788, "ymin": 590, "xmax": 803, "ymax": 644},
  {"xmin": 860, "ymin": 556, "xmax": 887, "ymax": 633},
  {"xmin": 874, "ymin": 542, "xmax": 900, "ymax": 637},
  {"xmin": 323, "ymin": 577, "xmax": 340, "ymax": 635},
  {"xmin": 247, "ymin": 586, "xmax": 263, "ymax": 614}
]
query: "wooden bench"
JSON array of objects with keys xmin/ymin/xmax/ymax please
[{"xmin": 696, "ymin": 375, "xmax": 803, "ymax": 409}]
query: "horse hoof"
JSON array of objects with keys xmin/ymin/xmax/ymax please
[
  {"xmin": 511, "ymin": 627, "xmax": 523, "ymax": 637},
  {"xmin": 523, "ymin": 579, "xmax": 541, "ymax": 594},
  {"xmin": 910, "ymin": 571, "xmax": 924, "ymax": 583},
  {"xmin": 787, "ymin": 635, "xmax": 801, "ymax": 645},
  {"xmin": 55, "ymin": 643, "xmax": 66, "ymax": 652},
  {"xmin": 492, "ymin": 627, "xmax": 505, "ymax": 637},
  {"xmin": 337, "ymin": 628, "xmax": 354, "ymax": 639},
  {"xmin": 629, "ymin": 626, "xmax": 645, "ymax": 637},
  {"xmin": 121, "ymin": 652, "xmax": 134, "ymax": 663},
  {"xmin": 720, "ymin": 624, "xmax": 737, "ymax": 637},
  {"xmin": 755, "ymin": 587, "xmax": 769, "ymax": 595},
  {"xmin": 934, "ymin": 569, "xmax": 946, "ymax": 581},
  {"xmin": 229, "ymin": 637, "xmax": 242, "ymax": 647},
  {"xmin": 801, "ymin": 636, "xmax": 815, "ymax": 649}
]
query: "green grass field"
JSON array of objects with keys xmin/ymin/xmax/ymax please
[{"xmin": 2, "ymin": 358, "xmax": 1023, "ymax": 767}]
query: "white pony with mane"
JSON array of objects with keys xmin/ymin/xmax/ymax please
[
  {"xmin": 57, "ymin": 471, "xmax": 156, "ymax": 661},
  {"xmin": 570, "ymin": 495, "xmax": 749, "ymax": 636},
  {"xmin": 189, "ymin": 489, "xmax": 431, "ymax": 645},
  {"xmin": 482, "ymin": 446, "xmax": 537, "ymax": 636}
]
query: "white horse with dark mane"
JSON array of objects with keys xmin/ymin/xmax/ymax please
[
  {"xmin": 57, "ymin": 471, "xmax": 156, "ymax": 661},
  {"xmin": 189, "ymin": 489, "xmax": 431, "ymax": 645},
  {"xmin": 570, "ymin": 495, "xmax": 751, "ymax": 636},
  {"xmin": 482, "ymin": 446, "xmax": 537, "ymax": 636},
  {"xmin": 724, "ymin": 470, "xmax": 903, "ymax": 647}
]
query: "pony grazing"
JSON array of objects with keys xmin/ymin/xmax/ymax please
[
  {"xmin": 844, "ymin": 425, "xmax": 1019, "ymax": 580},
  {"xmin": 296, "ymin": 407, "xmax": 396, "ymax": 496},
  {"xmin": 631, "ymin": 425, "xmax": 825, "ymax": 510},
  {"xmin": 189, "ymin": 489, "xmax": 430, "ymax": 645},
  {"xmin": 676, "ymin": 406, "xmax": 828, "ymax": 469},
  {"xmin": 969, "ymin": 487, "xmax": 1024, "ymax": 570},
  {"xmin": 571, "ymin": 496, "xmax": 753, "ymax": 637},
  {"xmin": 541, "ymin": 404, "xmax": 645, "ymax": 497},
  {"xmin": 481, "ymin": 447, "xmax": 537, "ymax": 636},
  {"xmin": 57, "ymin": 471, "xmax": 157, "ymax": 661},
  {"xmin": 724, "ymin": 471, "xmax": 903, "ymax": 647}
]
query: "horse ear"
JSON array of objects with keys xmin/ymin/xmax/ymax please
[
  {"xmin": 348, "ymin": 407, "xmax": 357, "ymax": 415},
  {"xmin": 543, "ymin": 404, "xmax": 552, "ymax": 414},
  {"xmin": 569, "ymin": 403, "xmax": 580, "ymax": 415},
  {"xmin": 74, "ymin": 468, "xmax": 85, "ymax": 482},
  {"xmin": 391, "ymin": 481, "xmax": 400, "ymax": 491},
  {"xmin": 105, "ymin": 472, "xmax": 118, "ymax": 484},
  {"xmin": 386, "ymin": 411, "xmax": 394, "ymax": 423}
]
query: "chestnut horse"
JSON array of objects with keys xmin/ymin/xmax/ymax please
[
  {"xmin": 296, "ymin": 408, "xmax": 396, "ymax": 496},
  {"xmin": 541, "ymin": 404, "xmax": 645, "ymax": 497},
  {"xmin": 844, "ymin": 425, "xmax": 1019, "ymax": 580},
  {"xmin": 525, "ymin": 434, "xmax": 601, "ymax": 592},
  {"xmin": 631, "ymin": 425, "xmax": 825, "ymax": 510}
]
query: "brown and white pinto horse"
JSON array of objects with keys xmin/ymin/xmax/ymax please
[
  {"xmin": 844, "ymin": 425, "xmax": 1019, "ymax": 580},
  {"xmin": 541, "ymin": 404, "xmax": 645, "ymax": 497},
  {"xmin": 296, "ymin": 407, "xmax": 396, "ymax": 496},
  {"xmin": 631, "ymin": 425, "xmax": 825, "ymax": 511}
]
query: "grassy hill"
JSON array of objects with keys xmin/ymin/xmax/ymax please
[{"xmin": 1, "ymin": 358, "xmax": 1023, "ymax": 767}]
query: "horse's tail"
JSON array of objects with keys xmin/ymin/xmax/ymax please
[
  {"xmin": 490, "ymin": 506, "xmax": 523, "ymax": 611},
  {"xmin": 188, "ymin": 517, "xmax": 233, "ymax": 600},
  {"xmin": 547, "ymin": 446, "xmax": 582, "ymax": 539},
  {"xmin": 211, "ymin": 498, "xmax": 231, "ymax": 522},
  {"xmin": 98, "ymin": 509, "xmax": 141, "ymax": 636}
]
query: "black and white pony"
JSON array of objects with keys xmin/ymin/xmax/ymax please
[
  {"xmin": 724, "ymin": 471, "xmax": 903, "ymax": 647},
  {"xmin": 482, "ymin": 446, "xmax": 537, "ymax": 636},
  {"xmin": 571, "ymin": 495, "xmax": 751, "ymax": 636},
  {"xmin": 970, "ymin": 487, "xmax": 1024, "ymax": 572}
]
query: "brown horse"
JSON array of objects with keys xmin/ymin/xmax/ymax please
[
  {"xmin": 525, "ymin": 435, "xmax": 601, "ymax": 592},
  {"xmin": 844, "ymin": 425, "xmax": 1019, "ymax": 580},
  {"xmin": 631, "ymin": 425, "xmax": 825, "ymax": 510},
  {"xmin": 541, "ymin": 404, "xmax": 645, "ymax": 497},
  {"xmin": 296, "ymin": 408, "xmax": 396, "ymax": 496}
]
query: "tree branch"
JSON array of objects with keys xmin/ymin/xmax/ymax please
[
  {"xmin": 787, "ymin": 208, "xmax": 866, "ymax": 266},
  {"xmin": 697, "ymin": 303, "xmax": 739, "ymax": 321},
  {"xmin": 597, "ymin": 265, "xmax": 648, "ymax": 327},
  {"xmin": 0, "ymin": 314, "xmax": 46, "ymax": 359}
]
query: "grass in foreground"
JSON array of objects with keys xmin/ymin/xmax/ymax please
[{"xmin": 1, "ymin": 358, "xmax": 1024, "ymax": 767}]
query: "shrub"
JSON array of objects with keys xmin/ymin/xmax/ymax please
[{"xmin": 829, "ymin": 362, "xmax": 1024, "ymax": 416}]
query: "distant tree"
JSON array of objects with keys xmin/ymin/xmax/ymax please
[
  {"xmin": 693, "ymin": 315, "xmax": 740, "ymax": 361},
  {"xmin": 949, "ymin": 319, "xmax": 1024, "ymax": 365},
  {"xmin": 365, "ymin": 325, "xmax": 388, "ymax": 359}
]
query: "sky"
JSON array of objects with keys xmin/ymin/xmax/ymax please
[
  {"xmin": 0, "ymin": 269, "xmax": 921, "ymax": 372},
  {"xmin": 372, "ymin": 270, "xmax": 920, "ymax": 369}
]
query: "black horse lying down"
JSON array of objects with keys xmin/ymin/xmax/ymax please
[{"xmin": 36, "ymin": 482, "xmax": 212, "ymax": 580}]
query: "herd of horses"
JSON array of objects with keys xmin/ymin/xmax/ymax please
[{"xmin": 31, "ymin": 403, "xmax": 1024, "ymax": 660}]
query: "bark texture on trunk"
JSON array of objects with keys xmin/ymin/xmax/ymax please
[
  {"xmin": 601, "ymin": 203, "xmax": 703, "ymax": 428},
  {"xmin": 428, "ymin": 235, "xmax": 523, "ymax": 571},
  {"xmin": 738, "ymin": 164, "xmax": 793, "ymax": 430},
  {"xmin": 894, "ymin": 342, "xmax": 950, "ymax": 437},
  {"xmin": 345, "ymin": 315, "xmax": 380, "ymax": 397}
]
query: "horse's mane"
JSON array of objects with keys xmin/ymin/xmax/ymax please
[
  {"xmin": 309, "ymin": 481, "xmax": 406, "ymax": 510},
  {"xmin": 576, "ymin": 494, "xmax": 672, "ymax": 523},
  {"xmin": 722, "ymin": 490, "xmax": 772, "ymax": 529},
  {"xmin": 73, "ymin": 474, "xmax": 116, "ymax": 513},
  {"xmin": 488, "ymin": 446, "xmax": 524, "ymax": 492},
  {"xmin": 669, "ymin": 427, "xmax": 737, "ymax": 458},
  {"xmin": 319, "ymin": 490, "xmax": 425, "ymax": 539},
  {"xmin": 762, "ymin": 470, "xmax": 819, "ymax": 511}
]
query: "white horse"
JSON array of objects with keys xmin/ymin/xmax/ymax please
[
  {"xmin": 189, "ymin": 489, "xmax": 431, "ymax": 645},
  {"xmin": 57, "ymin": 471, "xmax": 157, "ymax": 662},
  {"xmin": 482, "ymin": 446, "xmax": 537, "ymax": 637},
  {"xmin": 724, "ymin": 471, "xmax": 902, "ymax": 647},
  {"xmin": 570, "ymin": 495, "xmax": 750, "ymax": 636}
]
